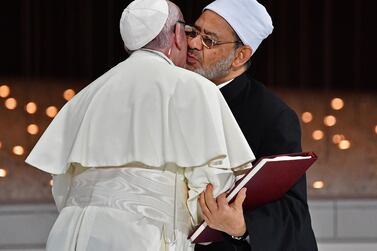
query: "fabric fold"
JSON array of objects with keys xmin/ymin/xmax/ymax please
[{"xmin": 26, "ymin": 50, "xmax": 255, "ymax": 174}]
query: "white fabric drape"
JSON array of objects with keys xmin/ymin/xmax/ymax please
[
  {"xmin": 47, "ymin": 164, "xmax": 235, "ymax": 251},
  {"xmin": 26, "ymin": 50, "xmax": 255, "ymax": 250},
  {"xmin": 26, "ymin": 50, "xmax": 254, "ymax": 174}
]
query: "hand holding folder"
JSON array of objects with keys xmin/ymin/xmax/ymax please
[{"xmin": 188, "ymin": 152, "xmax": 317, "ymax": 243}]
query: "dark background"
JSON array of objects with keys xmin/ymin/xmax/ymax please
[{"xmin": 1, "ymin": 0, "xmax": 376, "ymax": 90}]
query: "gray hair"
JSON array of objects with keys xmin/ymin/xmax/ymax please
[
  {"xmin": 192, "ymin": 50, "xmax": 237, "ymax": 81},
  {"xmin": 144, "ymin": 1, "xmax": 182, "ymax": 50}
]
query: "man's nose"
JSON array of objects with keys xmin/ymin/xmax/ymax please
[{"xmin": 188, "ymin": 36, "xmax": 203, "ymax": 50}]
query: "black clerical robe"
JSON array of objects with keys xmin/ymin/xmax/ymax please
[{"xmin": 195, "ymin": 73, "xmax": 318, "ymax": 251}]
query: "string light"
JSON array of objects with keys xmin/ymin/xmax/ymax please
[
  {"xmin": 46, "ymin": 106, "xmax": 58, "ymax": 118},
  {"xmin": 0, "ymin": 169, "xmax": 7, "ymax": 178},
  {"xmin": 27, "ymin": 124, "xmax": 39, "ymax": 135},
  {"xmin": 331, "ymin": 98, "xmax": 344, "ymax": 110},
  {"xmin": 301, "ymin": 112, "xmax": 313, "ymax": 123},
  {"xmin": 0, "ymin": 85, "xmax": 10, "ymax": 98},
  {"xmin": 312, "ymin": 130, "xmax": 324, "ymax": 140},
  {"xmin": 63, "ymin": 89, "xmax": 76, "ymax": 101},
  {"xmin": 13, "ymin": 145, "xmax": 25, "ymax": 156},
  {"xmin": 5, "ymin": 97, "xmax": 17, "ymax": 110},
  {"xmin": 25, "ymin": 102, "xmax": 38, "ymax": 114},
  {"xmin": 313, "ymin": 181, "xmax": 325, "ymax": 189},
  {"xmin": 338, "ymin": 140, "xmax": 351, "ymax": 150},
  {"xmin": 324, "ymin": 115, "xmax": 336, "ymax": 127}
]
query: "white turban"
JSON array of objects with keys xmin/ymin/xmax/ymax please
[
  {"xmin": 204, "ymin": 0, "xmax": 273, "ymax": 53},
  {"xmin": 120, "ymin": 0, "xmax": 168, "ymax": 51}
]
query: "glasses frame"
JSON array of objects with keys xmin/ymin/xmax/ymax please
[
  {"xmin": 184, "ymin": 25, "xmax": 242, "ymax": 49},
  {"xmin": 176, "ymin": 20, "xmax": 186, "ymax": 26}
]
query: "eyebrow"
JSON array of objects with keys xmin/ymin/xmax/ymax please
[{"xmin": 194, "ymin": 25, "xmax": 219, "ymax": 39}]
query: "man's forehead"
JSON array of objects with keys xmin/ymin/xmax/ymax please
[
  {"xmin": 195, "ymin": 10, "xmax": 235, "ymax": 38},
  {"xmin": 193, "ymin": 24, "xmax": 218, "ymax": 38}
]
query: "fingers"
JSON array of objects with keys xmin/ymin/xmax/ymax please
[
  {"xmin": 203, "ymin": 184, "xmax": 218, "ymax": 212},
  {"xmin": 216, "ymin": 193, "xmax": 229, "ymax": 210},
  {"xmin": 199, "ymin": 192, "xmax": 211, "ymax": 218},
  {"xmin": 198, "ymin": 186, "xmax": 247, "ymax": 235},
  {"xmin": 232, "ymin": 188, "xmax": 247, "ymax": 209},
  {"xmin": 201, "ymin": 206, "xmax": 210, "ymax": 224}
]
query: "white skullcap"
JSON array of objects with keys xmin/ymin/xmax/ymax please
[
  {"xmin": 120, "ymin": 0, "xmax": 169, "ymax": 51},
  {"xmin": 204, "ymin": 0, "xmax": 273, "ymax": 53}
]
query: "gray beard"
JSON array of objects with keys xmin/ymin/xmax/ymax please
[{"xmin": 190, "ymin": 52, "xmax": 235, "ymax": 81}]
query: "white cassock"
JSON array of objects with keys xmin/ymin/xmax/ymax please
[{"xmin": 26, "ymin": 49, "xmax": 255, "ymax": 251}]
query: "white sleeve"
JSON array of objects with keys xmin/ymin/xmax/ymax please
[{"xmin": 184, "ymin": 165, "xmax": 235, "ymax": 226}]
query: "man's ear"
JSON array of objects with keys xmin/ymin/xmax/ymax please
[
  {"xmin": 174, "ymin": 23, "xmax": 185, "ymax": 50},
  {"xmin": 233, "ymin": 45, "xmax": 253, "ymax": 68}
]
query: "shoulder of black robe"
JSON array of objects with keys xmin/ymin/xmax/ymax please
[{"xmin": 195, "ymin": 73, "xmax": 318, "ymax": 251}]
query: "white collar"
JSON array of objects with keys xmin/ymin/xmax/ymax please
[
  {"xmin": 137, "ymin": 48, "xmax": 174, "ymax": 65},
  {"xmin": 217, "ymin": 79, "xmax": 234, "ymax": 89}
]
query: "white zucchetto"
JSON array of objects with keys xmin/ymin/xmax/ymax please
[
  {"xmin": 120, "ymin": 0, "xmax": 168, "ymax": 51},
  {"xmin": 204, "ymin": 0, "xmax": 273, "ymax": 53}
]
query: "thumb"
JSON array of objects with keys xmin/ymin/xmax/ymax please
[{"xmin": 232, "ymin": 188, "xmax": 247, "ymax": 209}]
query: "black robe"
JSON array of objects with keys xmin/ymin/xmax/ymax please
[{"xmin": 195, "ymin": 73, "xmax": 318, "ymax": 251}]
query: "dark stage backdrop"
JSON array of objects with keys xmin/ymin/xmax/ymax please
[{"xmin": 1, "ymin": 0, "xmax": 376, "ymax": 90}]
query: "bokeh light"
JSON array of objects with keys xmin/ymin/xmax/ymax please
[
  {"xmin": 312, "ymin": 130, "xmax": 324, "ymax": 140},
  {"xmin": 25, "ymin": 102, "xmax": 38, "ymax": 114},
  {"xmin": 46, "ymin": 106, "xmax": 58, "ymax": 118},
  {"xmin": 324, "ymin": 115, "xmax": 337, "ymax": 127},
  {"xmin": 27, "ymin": 124, "xmax": 39, "ymax": 135},
  {"xmin": 313, "ymin": 181, "xmax": 325, "ymax": 189},
  {"xmin": 5, "ymin": 98, "xmax": 17, "ymax": 110},
  {"xmin": 49, "ymin": 179, "xmax": 54, "ymax": 187},
  {"xmin": 338, "ymin": 140, "xmax": 351, "ymax": 150},
  {"xmin": 13, "ymin": 145, "xmax": 25, "ymax": 156},
  {"xmin": 375, "ymin": 125, "xmax": 377, "ymax": 134},
  {"xmin": 0, "ymin": 85, "xmax": 10, "ymax": 98},
  {"xmin": 63, "ymin": 89, "xmax": 76, "ymax": 101},
  {"xmin": 332, "ymin": 134, "xmax": 345, "ymax": 144},
  {"xmin": 0, "ymin": 169, "xmax": 7, "ymax": 178},
  {"xmin": 301, "ymin": 112, "xmax": 313, "ymax": 123},
  {"xmin": 331, "ymin": 98, "xmax": 344, "ymax": 110}
]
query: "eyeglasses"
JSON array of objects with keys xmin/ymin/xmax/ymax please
[
  {"xmin": 177, "ymin": 20, "xmax": 186, "ymax": 26},
  {"xmin": 184, "ymin": 25, "xmax": 242, "ymax": 49},
  {"xmin": 174, "ymin": 20, "xmax": 186, "ymax": 33}
]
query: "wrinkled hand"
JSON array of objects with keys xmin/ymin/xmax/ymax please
[{"xmin": 198, "ymin": 184, "xmax": 247, "ymax": 237}]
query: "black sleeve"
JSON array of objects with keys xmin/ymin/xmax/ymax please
[
  {"xmin": 244, "ymin": 108, "xmax": 318, "ymax": 251},
  {"xmin": 195, "ymin": 109, "xmax": 317, "ymax": 251}
]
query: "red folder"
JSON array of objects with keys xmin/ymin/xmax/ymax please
[{"xmin": 188, "ymin": 152, "xmax": 317, "ymax": 243}]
